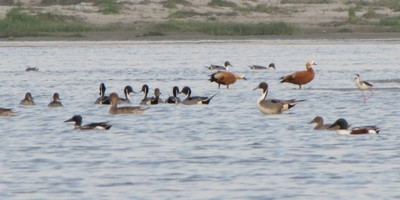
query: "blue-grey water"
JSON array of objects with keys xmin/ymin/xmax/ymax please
[{"xmin": 1, "ymin": 39, "xmax": 400, "ymax": 199}]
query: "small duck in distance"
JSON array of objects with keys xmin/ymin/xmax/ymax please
[
  {"xmin": 205, "ymin": 61, "xmax": 233, "ymax": 71},
  {"xmin": 20, "ymin": 92, "xmax": 35, "ymax": 106},
  {"xmin": 308, "ymin": 116, "xmax": 338, "ymax": 130},
  {"xmin": 109, "ymin": 93, "xmax": 148, "ymax": 115},
  {"xmin": 26, "ymin": 66, "xmax": 39, "ymax": 72},
  {"xmin": 165, "ymin": 86, "xmax": 181, "ymax": 104},
  {"xmin": 280, "ymin": 59, "xmax": 316, "ymax": 89},
  {"xmin": 329, "ymin": 118, "xmax": 380, "ymax": 135},
  {"xmin": 249, "ymin": 63, "xmax": 276, "ymax": 70},
  {"xmin": 209, "ymin": 71, "xmax": 246, "ymax": 89},
  {"xmin": 0, "ymin": 107, "xmax": 17, "ymax": 116},
  {"xmin": 354, "ymin": 74, "xmax": 373, "ymax": 103},
  {"xmin": 64, "ymin": 115, "xmax": 112, "ymax": 130},
  {"xmin": 48, "ymin": 93, "xmax": 63, "ymax": 107},
  {"xmin": 254, "ymin": 82, "xmax": 304, "ymax": 114},
  {"xmin": 180, "ymin": 86, "xmax": 218, "ymax": 105}
]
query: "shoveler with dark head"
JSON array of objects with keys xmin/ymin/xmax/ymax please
[
  {"xmin": 181, "ymin": 86, "xmax": 217, "ymax": 105},
  {"xmin": 280, "ymin": 59, "xmax": 316, "ymax": 89},
  {"xmin": 249, "ymin": 63, "xmax": 276, "ymax": 70},
  {"xmin": 209, "ymin": 71, "xmax": 246, "ymax": 89},
  {"xmin": 254, "ymin": 82, "xmax": 304, "ymax": 114},
  {"xmin": 354, "ymin": 74, "xmax": 373, "ymax": 103},
  {"xmin": 329, "ymin": 118, "xmax": 380, "ymax": 135},
  {"xmin": 165, "ymin": 86, "xmax": 181, "ymax": 104},
  {"xmin": 109, "ymin": 93, "xmax": 148, "ymax": 115},
  {"xmin": 20, "ymin": 92, "xmax": 35, "ymax": 106},
  {"xmin": 0, "ymin": 107, "xmax": 16, "ymax": 116},
  {"xmin": 48, "ymin": 93, "xmax": 63, "ymax": 107},
  {"xmin": 308, "ymin": 116, "xmax": 338, "ymax": 130},
  {"xmin": 205, "ymin": 61, "xmax": 232, "ymax": 71},
  {"xmin": 64, "ymin": 115, "xmax": 112, "ymax": 130}
]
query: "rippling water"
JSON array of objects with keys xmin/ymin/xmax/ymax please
[{"xmin": 1, "ymin": 39, "xmax": 400, "ymax": 199}]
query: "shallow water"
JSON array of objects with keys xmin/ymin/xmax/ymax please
[{"xmin": 1, "ymin": 39, "xmax": 400, "ymax": 199}]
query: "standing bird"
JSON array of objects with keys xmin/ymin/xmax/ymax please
[
  {"xmin": 280, "ymin": 59, "xmax": 316, "ymax": 89},
  {"xmin": 308, "ymin": 116, "xmax": 338, "ymax": 130},
  {"xmin": 354, "ymin": 74, "xmax": 373, "ymax": 103},
  {"xmin": 249, "ymin": 63, "xmax": 276, "ymax": 70},
  {"xmin": 253, "ymin": 82, "xmax": 304, "ymax": 114},
  {"xmin": 180, "ymin": 86, "xmax": 217, "ymax": 105},
  {"xmin": 209, "ymin": 71, "xmax": 246, "ymax": 89},
  {"xmin": 64, "ymin": 115, "xmax": 112, "ymax": 130},
  {"xmin": 329, "ymin": 118, "xmax": 380, "ymax": 135},
  {"xmin": 20, "ymin": 92, "xmax": 35, "ymax": 106},
  {"xmin": 205, "ymin": 61, "xmax": 233, "ymax": 71},
  {"xmin": 165, "ymin": 86, "xmax": 181, "ymax": 104},
  {"xmin": 109, "ymin": 93, "xmax": 148, "ymax": 115},
  {"xmin": 48, "ymin": 93, "xmax": 63, "ymax": 107}
]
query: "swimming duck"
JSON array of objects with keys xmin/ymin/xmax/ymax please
[
  {"xmin": 165, "ymin": 86, "xmax": 181, "ymax": 104},
  {"xmin": 0, "ymin": 107, "xmax": 16, "ymax": 116},
  {"xmin": 205, "ymin": 61, "xmax": 232, "ymax": 71},
  {"xmin": 308, "ymin": 116, "xmax": 338, "ymax": 130},
  {"xmin": 181, "ymin": 86, "xmax": 217, "ymax": 105},
  {"xmin": 354, "ymin": 74, "xmax": 373, "ymax": 103},
  {"xmin": 109, "ymin": 92, "xmax": 148, "ymax": 115},
  {"xmin": 20, "ymin": 92, "xmax": 35, "ymax": 106},
  {"xmin": 26, "ymin": 66, "xmax": 39, "ymax": 72},
  {"xmin": 209, "ymin": 71, "xmax": 247, "ymax": 89},
  {"xmin": 254, "ymin": 82, "xmax": 304, "ymax": 114},
  {"xmin": 95, "ymin": 83, "xmax": 111, "ymax": 104},
  {"xmin": 118, "ymin": 85, "xmax": 135, "ymax": 104},
  {"xmin": 329, "ymin": 118, "xmax": 380, "ymax": 135},
  {"xmin": 280, "ymin": 59, "xmax": 316, "ymax": 89},
  {"xmin": 140, "ymin": 84, "xmax": 151, "ymax": 105},
  {"xmin": 249, "ymin": 63, "xmax": 276, "ymax": 70},
  {"xmin": 64, "ymin": 115, "xmax": 112, "ymax": 130},
  {"xmin": 48, "ymin": 93, "xmax": 63, "ymax": 107}
]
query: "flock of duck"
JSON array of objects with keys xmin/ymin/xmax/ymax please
[{"xmin": 1, "ymin": 60, "xmax": 379, "ymax": 134}]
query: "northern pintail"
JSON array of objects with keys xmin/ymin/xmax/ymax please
[
  {"xmin": 48, "ymin": 93, "xmax": 63, "ymax": 107},
  {"xmin": 249, "ymin": 63, "xmax": 276, "ymax": 70},
  {"xmin": 95, "ymin": 83, "xmax": 111, "ymax": 104},
  {"xmin": 165, "ymin": 86, "xmax": 181, "ymax": 104},
  {"xmin": 209, "ymin": 71, "xmax": 246, "ymax": 89},
  {"xmin": 0, "ymin": 107, "xmax": 16, "ymax": 116},
  {"xmin": 329, "ymin": 118, "xmax": 380, "ymax": 135},
  {"xmin": 109, "ymin": 93, "xmax": 148, "ymax": 115},
  {"xmin": 118, "ymin": 85, "xmax": 135, "ymax": 104},
  {"xmin": 205, "ymin": 61, "xmax": 232, "ymax": 71},
  {"xmin": 308, "ymin": 116, "xmax": 338, "ymax": 130},
  {"xmin": 354, "ymin": 74, "xmax": 373, "ymax": 103},
  {"xmin": 254, "ymin": 82, "xmax": 304, "ymax": 114},
  {"xmin": 64, "ymin": 115, "xmax": 112, "ymax": 130},
  {"xmin": 180, "ymin": 86, "xmax": 217, "ymax": 105},
  {"xmin": 280, "ymin": 59, "xmax": 316, "ymax": 89},
  {"xmin": 20, "ymin": 92, "xmax": 35, "ymax": 106}
]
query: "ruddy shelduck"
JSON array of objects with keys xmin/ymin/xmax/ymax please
[
  {"xmin": 209, "ymin": 71, "xmax": 246, "ymax": 89},
  {"xmin": 280, "ymin": 59, "xmax": 316, "ymax": 89}
]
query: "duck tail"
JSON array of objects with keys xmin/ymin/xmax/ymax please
[
  {"xmin": 204, "ymin": 91, "xmax": 219, "ymax": 104},
  {"xmin": 209, "ymin": 73, "xmax": 217, "ymax": 82}
]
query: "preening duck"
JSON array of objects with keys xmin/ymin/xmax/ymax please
[
  {"xmin": 64, "ymin": 115, "xmax": 112, "ymax": 130},
  {"xmin": 280, "ymin": 59, "xmax": 316, "ymax": 89},
  {"xmin": 254, "ymin": 82, "xmax": 304, "ymax": 114},
  {"xmin": 329, "ymin": 118, "xmax": 380, "ymax": 135},
  {"xmin": 209, "ymin": 71, "xmax": 246, "ymax": 89}
]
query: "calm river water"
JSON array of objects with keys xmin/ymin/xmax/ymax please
[{"xmin": 1, "ymin": 38, "xmax": 400, "ymax": 199}]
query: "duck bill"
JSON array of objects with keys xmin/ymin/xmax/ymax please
[
  {"xmin": 252, "ymin": 86, "xmax": 259, "ymax": 91},
  {"xmin": 64, "ymin": 118, "xmax": 74, "ymax": 123}
]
